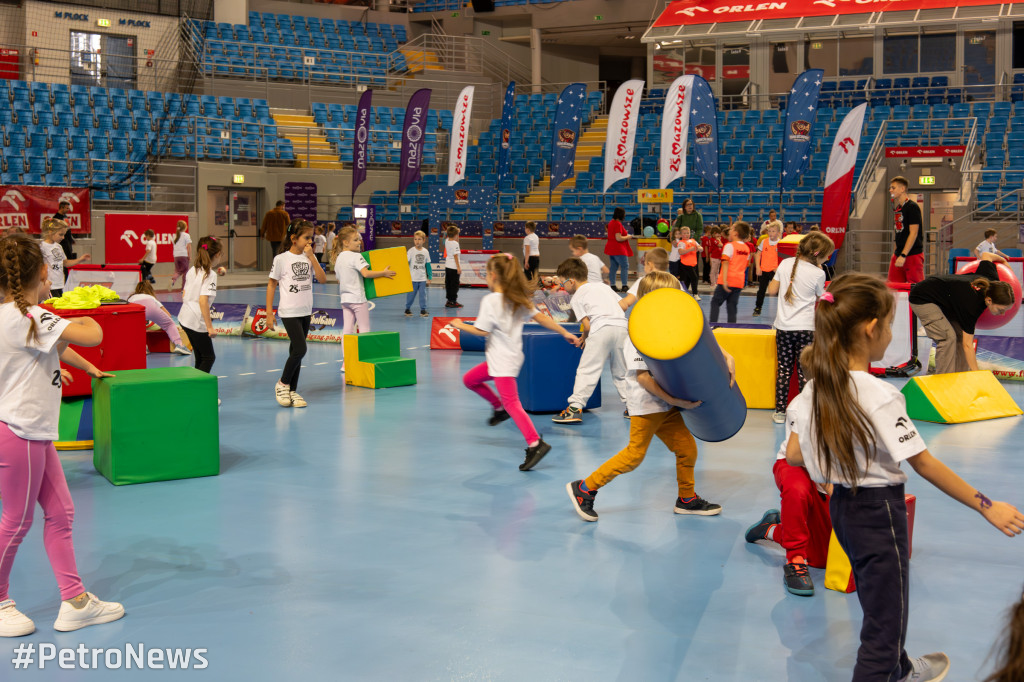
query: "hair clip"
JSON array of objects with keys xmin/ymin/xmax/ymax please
[
  {"xmin": 210, "ymin": 236, "xmax": 218, "ymax": 241},
  {"xmin": 819, "ymin": 292, "xmax": 835, "ymax": 304},
  {"xmin": 25, "ymin": 312, "xmax": 33, "ymax": 319},
  {"xmin": 201, "ymin": 244, "xmax": 209, "ymax": 250},
  {"xmin": 505, "ymin": 253, "xmax": 514, "ymax": 260}
]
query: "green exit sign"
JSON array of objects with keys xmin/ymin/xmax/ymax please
[
  {"xmin": 919, "ymin": 175, "xmax": 936, "ymax": 185},
  {"xmin": 594, "ymin": 14, "xmax": 603, "ymax": 20},
  {"xmin": 451, "ymin": 11, "xmax": 459, "ymax": 17},
  {"xmin": 481, "ymin": 30, "xmax": 490, "ymax": 35},
  {"xmin": 811, "ymin": 42, "xmax": 823, "ymax": 49}
]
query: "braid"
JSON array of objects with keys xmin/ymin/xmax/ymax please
[
  {"xmin": 0, "ymin": 235, "xmax": 41, "ymax": 344},
  {"xmin": 784, "ymin": 256, "xmax": 800, "ymax": 305}
]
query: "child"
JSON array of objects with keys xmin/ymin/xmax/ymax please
[
  {"xmin": 753, "ymin": 220, "xmax": 782, "ymax": 316},
  {"xmin": 785, "ymin": 272, "xmax": 1024, "ymax": 681},
  {"xmin": 0, "ymin": 233, "xmax": 124, "ymax": 636},
  {"xmin": 619, "ymin": 247, "xmax": 669, "ymax": 312},
  {"xmin": 701, "ymin": 226, "xmax": 715, "ymax": 284},
  {"xmin": 333, "ymin": 226, "xmax": 395, "ymax": 368},
  {"xmin": 127, "ymin": 281, "xmax": 191, "ymax": 355},
  {"xmin": 976, "ymin": 228, "xmax": 1009, "ymax": 260},
  {"xmin": 568, "ymin": 234, "xmax": 609, "ymax": 284},
  {"xmin": 676, "ymin": 226, "xmax": 702, "ymax": 300},
  {"xmin": 983, "ymin": 588, "xmax": 1024, "ymax": 682},
  {"xmin": 765, "ymin": 232, "xmax": 834, "ymax": 423},
  {"xmin": 523, "ymin": 221, "xmax": 540, "ymax": 281},
  {"xmin": 567, "ymin": 272, "xmax": 730, "ymax": 521},
  {"xmin": 313, "ymin": 226, "xmax": 327, "ymax": 265},
  {"xmin": 444, "ymin": 226, "xmax": 462, "ymax": 308},
  {"xmin": 40, "ymin": 218, "xmax": 89, "ymax": 298},
  {"xmin": 709, "ymin": 221, "xmax": 752, "ymax": 324},
  {"xmin": 170, "ymin": 220, "xmax": 191, "ymax": 290},
  {"xmin": 406, "ymin": 230, "xmax": 431, "ymax": 317},
  {"xmin": 179, "ymin": 236, "xmax": 224, "ymax": 375},
  {"xmin": 551, "ymin": 257, "xmax": 630, "ymax": 424},
  {"xmin": 667, "ymin": 227, "xmax": 682, "ymax": 280},
  {"xmin": 266, "ymin": 220, "xmax": 327, "ymax": 408},
  {"xmin": 707, "ymin": 226, "xmax": 724, "ymax": 287},
  {"xmin": 450, "ymin": 254, "xmax": 580, "ymax": 471},
  {"xmin": 324, "ymin": 223, "xmax": 337, "ymax": 265},
  {"xmin": 139, "ymin": 229, "xmax": 157, "ymax": 284}
]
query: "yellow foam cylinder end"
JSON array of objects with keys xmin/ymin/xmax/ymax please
[{"xmin": 629, "ymin": 288, "xmax": 704, "ymax": 360}]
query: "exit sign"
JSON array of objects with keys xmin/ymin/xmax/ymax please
[
  {"xmin": 481, "ymin": 30, "xmax": 490, "ymax": 36},
  {"xmin": 919, "ymin": 175, "xmax": 936, "ymax": 185},
  {"xmin": 811, "ymin": 42, "xmax": 823, "ymax": 49},
  {"xmin": 594, "ymin": 14, "xmax": 603, "ymax": 20},
  {"xmin": 232, "ymin": 174, "xmax": 245, "ymax": 184},
  {"xmin": 96, "ymin": 18, "xmax": 111, "ymax": 27}
]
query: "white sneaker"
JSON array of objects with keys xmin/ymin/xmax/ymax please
[
  {"xmin": 289, "ymin": 391, "xmax": 307, "ymax": 408},
  {"xmin": 53, "ymin": 593, "xmax": 124, "ymax": 632},
  {"xmin": 900, "ymin": 653, "xmax": 950, "ymax": 682},
  {"xmin": 275, "ymin": 382, "xmax": 292, "ymax": 407},
  {"xmin": 772, "ymin": 410, "xmax": 787, "ymax": 424},
  {"xmin": 694, "ymin": 294, "xmax": 701, "ymax": 301},
  {"xmin": 172, "ymin": 344, "xmax": 192, "ymax": 355},
  {"xmin": 0, "ymin": 599, "xmax": 35, "ymax": 637}
]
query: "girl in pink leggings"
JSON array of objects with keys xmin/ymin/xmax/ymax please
[
  {"xmin": 128, "ymin": 281, "xmax": 191, "ymax": 355},
  {"xmin": 451, "ymin": 254, "xmax": 580, "ymax": 472},
  {"xmin": 0, "ymin": 233, "xmax": 125, "ymax": 637}
]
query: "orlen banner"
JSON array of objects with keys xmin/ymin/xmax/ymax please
[
  {"xmin": 448, "ymin": 85, "xmax": 474, "ymax": 186},
  {"xmin": 820, "ymin": 103, "xmax": 867, "ymax": 251},
  {"xmin": 603, "ymin": 79, "xmax": 645, "ymax": 193},
  {"xmin": 654, "ymin": 0, "xmax": 1006, "ymax": 27},
  {"xmin": 0, "ymin": 186, "xmax": 91, "ymax": 233},
  {"xmin": 104, "ymin": 213, "xmax": 189, "ymax": 264}
]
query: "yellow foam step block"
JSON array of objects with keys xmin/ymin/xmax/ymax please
[
  {"xmin": 711, "ymin": 328, "xmax": 777, "ymax": 410},
  {"xmin": 901, "ymin": 370, "xmax": 1023, "ymax": 423}
]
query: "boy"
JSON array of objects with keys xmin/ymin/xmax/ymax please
[
  {"xmin": 313, "ymin": 226, "xmax": 327, "ymax": 264},
  {"xmin": 406, "ymin": 230, "xmax": 431, "ymax": 317},
  {"xmin": 523, "ymin": 221, "xmax": 540, "ymax": 280},
  {"xmin": 139, "ymin": 229, "xmax": 157, "ymax": 284},
  {"xmin": 444, "ymin": 226, "xmax": 462, "ymax": 308},
  {"xmin": 619, "ymin": 247, "xmax": 669, "ymax": 311},
  {"xmin": 567, "ymin": 272, "xmax": 727, "ymax": 521},
  {"xmin": 975, "ymin": 229, "xmax": 1009, "ymax": 260},
  {"xmin": 753, "ymin": 220, "xmax": 781, "ymax": 316},
  {"xmin": 568, "ymin": 234, "xmax": 609, "ymax": 284},
  {"xmin": 551, "ymin": 258, "xmax": 630, "ymax": 424},
  {"xmin": 709, "ymin": 221, "xmax": 752, "ymax": 324}
]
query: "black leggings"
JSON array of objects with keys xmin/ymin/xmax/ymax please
[
  {"xmin": 702, "ymin": 257, "xmax": 711, "ymax": 283},
  {"xmin": 183, "ymin": 326, "xmax": 216, "ymax": 373},
  {"xmin": 281, "ymin": 315, "xmax": 311, "ymax": 390},
  {"xmin": 755, "ymin": 270, "xmax": 776, "ymax": 310},
  {"xmin": 524, "ymin": 255, "xmax": 540, "ymax": 281},
  {"xmin": 709, "ymin": 284, "xmax": 741, "ymax": 324},
  {"xmin": 680, "ymin": 264, "xmax": 699, "ymax": 296},
  {"xmin": 140, "ymin": 262, "xmax": 154, "ymax": 281},
  {"xmin": 445, "ymin": 267, "xmax": 460, "ymax": 303},
  {"xmin": 775, "ymin": 329, "xmax": 813, "ymax": 411}
]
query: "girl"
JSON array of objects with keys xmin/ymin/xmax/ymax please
[
  {"xmin": 667, "ymin": 227, "xmax": 683, "ymax": 281},
  {"xmin": 406, "ymin": 230, "xmax": 431, "ymax": 317},
  {"xmin": 709, "ymin": 221, "xmax": 752, "ymax": 325},
  {"xmin": 312, "ymin": 226, "xmax": 327, "ymax": 265},
  {"xmin": 676, "ymin": 226, "xmax": 702, "ymax": 300},
  {"xmin": 785, "ymin": 272, "xmax": 1024, "ymax": 682},
  {"xmin": 128, "ymin": 281, "xmax": 191, "ymax": 356},
  {"xmin": 41, "ymin": 218, "xmax": 90, "ymax": 298},
  {"xmin": 983, "ymin": 587, "xmax": 1024, "ymax": 682},
  {"xmin": 139, "ymin": 229, "xmax": 157, "ymax": 284},
  {"xmin": 179, "ymin": 236, "xmax": 223, "ymax": 375},
  {"xmin": 603, "ymin": 207, "xmax": 634, "ymax": 292},
  {"xmin": 170, "ymin": 220, "xmax": 192, "ymax": 289},
  {"xmin": 332, "ymin": 226, "xmax": 395, "ymax": 370},
  {"xmin": 0, "ymin": 233, "xmax": 124, "ymax": 637},
  {"xmin": 765, "ymin": 231, "xmax": 834, "ymax": 423},
  {"xmin": 450, "ymin": 254, "xmax": 580, "ymax": 471},
  {"xmin": 266, "ymin": 221, "xmax": 327, "ymax": 408}
]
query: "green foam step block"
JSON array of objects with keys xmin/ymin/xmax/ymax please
[{"xmin": 370, "ymin": 357, "xmax": 417, "ymax": 388}]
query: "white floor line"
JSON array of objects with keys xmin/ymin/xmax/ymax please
[
  {"xmin": 314, "ymin": 362, "xmax": 328, "ymax": 365},
  {"xmin": 239, "ymin": 372, "xmax": 255, "ymax": 376},
  {"xmin": 266, "ymin": 368, "xmax": 282, "ymax": 372}
]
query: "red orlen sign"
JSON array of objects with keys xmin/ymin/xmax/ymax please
[
  {"xmin": 885, "ymin": 146, "xmax": 966, "ymax": 158},
  {"xmin": 0, "ymin": 186, "xmax": 90, "ymax": 233},
  {"xmin": 430, "ymin": 316, "xmax": 476, "ymax": 350},
  {"xmin": 104, "ymin": 213, "xmax": 189, "ymax": 264}
]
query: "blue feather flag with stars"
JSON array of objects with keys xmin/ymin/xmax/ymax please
[
  {"xmin": 549, "ymin": 83, "xmax": 588, "ymax": 202},
  {"xmin": 780, "ymin": 69, "xmax": 824, "ymax": 190},
  {"xmin": 497, "ymin": 82, "xmax": 516, "ymax": 187}
]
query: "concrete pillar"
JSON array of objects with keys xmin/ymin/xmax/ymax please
[
  {"xmin": 530, "ymin": 28, "xmax": 541, "ymax": 94},
  {"xmin": 215, "ymin": 0, "xmax": 248, "ymax": 27}
]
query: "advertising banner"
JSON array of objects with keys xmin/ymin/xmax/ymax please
[
  {"xmin": 0, "ymin": 186, "xmax": 90, "ymax": 233},
  {"xmin": 448, "ymin": 86, "xmax": 474, "ymax": 186},
  {"xmin": 103, "ymin": 213, "xmax": 190, "ymax": 264},
  {"xmin": 549, "ymin": 83, "xmax": 588, "ymax": 195},
  {"xmin": 781, "ymin": 69, "xmax": 824, "ymax": 190},
  {"xmin": 689, "ymin": 76, "xmax": 720, "ymax": 191},
  {"xmin": 352, "ymin": 89, "xmax": 372, "ymax": 201},
  {"xmin": 161, "ymin": 302, "xmax": 249, "ymax": 338},
  {"xmin": 603, "ymin": 79, "xmax": 645, "ymax": 193},
  {"xmin": 497, "ymin": 82, "xmax": 516, "ymax": 185},
  {"xmin": 399, "ymin": 89, "xmax": 432, "ymax": 197},
  {"xmin": 659, "ymin": 75, "xmax": 694, "ymax": 191},
  {"xmin": 820, "ymin": 103, "xmax": 867, "ymax": 252}
]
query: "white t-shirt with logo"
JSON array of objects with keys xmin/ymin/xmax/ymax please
[
  {"xmin": 313, "ymin": 234, "xmax": 326, "ymax": 255},
  {"xmin": 976, "ymin": 239, "xmax": 996, "ymax": 255},
  {"xmin": 0, "ymin": 303, "xmax": 71, "ymax": 440},
  {"xmin": 570, "ymin": 282, "xmax": 628, "ymax": 336},
  {"xmin": 42, "ymin": 241, "xmax": 66, "ymax": 290},
  {"xmin": 407, "ymin": 246, "xmax": 430, "ymax": 283},
  {"xmin": 473, "ymin": 292, "xmax": 537, "ymax": 377},
  {"xmin": 523, "ymin": 233, "xmax": 540, "ymax": 259},
  {"xmin": 579, "ymin": 252, "xmax": 605, "ymax": 283},
  {"xmin": 179, "ymin": 267, "xmax": 218, "ymax": 332},
  {"xmin": 270, "ymin": 251, "xmax": 314, "ymax": 318},
  {"xmin": 791, "ymin": 372, "xmax": 926, "ymax": 488},
  {"xmin": 445, "ymin": 240, "xmax": 461, "ymax": 269},
  {"xmin": 173, "ymin": 232, "xmax": 192, "ymax": 258},
  {"xmin": 335, "ymin": 250, "xmax": 369, "ymax": 304},
  {"xmin": 622, "ymin": 336, "xmax": 671, "ymax": 416},
  {"xmin": 142, "ymin": 239, "xmax": 157, "ymax": 264},
  {"xmin": 772, "ymin": 257, "xmax": 826, "ymax": 332}
]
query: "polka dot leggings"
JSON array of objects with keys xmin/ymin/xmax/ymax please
[{"xmin": 776, "ymin": 329, "xmax": 814, "ymax": 412}]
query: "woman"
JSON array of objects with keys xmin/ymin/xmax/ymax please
[
  {"xmin": 675, "ymin": 198, "xmax": 704, "ymax": 241},
  {"xmin": 908, "ymin": 252, "xmax": 1015, "ymax": 374},
  {"xmin": 604, "ymin": 207, "xmax": 634, "ymax": 292}
]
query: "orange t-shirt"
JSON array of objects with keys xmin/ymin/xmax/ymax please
[
  {"xmin": 718, "ymin": 240, "xmax": 750, "ymax": 288},
  {"xmin": 759, "ymin": 239, "xmax": 779, "ymax": 272},
  {"xmin": 677, "ymin": 238, "xmax": 699, "ymax": 266}
]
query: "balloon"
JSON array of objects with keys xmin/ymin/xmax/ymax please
[
  {"xmin": 642, "ymin": 225, "xmax": 654, "ymax": 237},
  {"xmin": 954, "ymin": 260, "xmax": 1021, "ymax": 330}
]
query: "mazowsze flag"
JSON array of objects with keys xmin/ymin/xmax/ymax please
[
  {"xmin": 497, "ymin": 82, "xmax": 516, "ymax": 186},
  {"xmin": 352, "ymin": 89, "xmax": 372, "ymax": 202},
  {"xmin": 549, "ymin": 83, "xmax": 588, "ymax": 197},
  {"xmin": 659, "ymin": 75, "xmax": 694, "ymax": 190},
  {"xmin": 448, "ymin": 86, "xmax": 474, "ymax": 186},
  {"xmin": 781, "ymin": 69, "xmax": 824, "ymax": 189},
  {"xmin": 820, "ymin": 103, "xmax": 867, "ymax": 251},
  {"xmin": 399, "ymin": 88, "xmax": 432, "ymax": 198},
  {"xmin": 689, "ymin": 75, "xmax": 720, "ymax": 191},
  {"xmin": 603, "ymin": 79, "xmax": 644, "ymax": 193}
]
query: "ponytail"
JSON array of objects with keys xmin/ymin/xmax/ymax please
[
  {"xmin": 193, "ymin": 236, "xmax": 222, "ymax": 278},
  {"xmin": 0, "ymin": 233, "xmax": 45, "ymax": 344},
  {"xmin": 329, "ymin": 226, "xmax": 359, "ymax": 265},
  {"xmin": 973, "ymin": 278, "xmax": 1015, "ymax": 306},
  {"xmin": 983, "ymin": 592, "xmax": 1024, "ymax": 682},
  {"xmin": 785, "ymin": 232, "xmax": 836, "ymax": 305},
  {"xmin": 487, "ymin": 253, "xmax": 536, "ymax": 315},
  {"xmin": 173, "ymin": 220, "xmax": 187, "ymax": 245}
]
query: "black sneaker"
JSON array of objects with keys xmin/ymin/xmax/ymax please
[
  {"xmin": 455, "ymin": 302, "xmax": 464, "ymax": 308},
  {"xmin": 674, "ymin": 495, "xmax": 722, "ymax": 516},
  {"xmin": 552, "ymin": 406, "xmax": 583, "ymax": 424},
  {"xmin": 745, "ymin": 509, "xmax": 780, "ymax": 543},
  {"xmin": 566, "ymin": 480, "xmax": 598, "ymax": 521},
  {"xmin": 420, "ymin": 310, "xmax": 429, "ymax": 318},
  {"xmin": 520, "ymin": 439, "xmax": 551, "ymax": 471},
  {"xmin": 404, "ymin": 309, "xmax": 412, "ymax": 317},
  {"xmin": 488, "ymin": 408, "xmax": 511, "ymax": 426},
  {"xmin": 752, "ymin": 307, "xmax": 762, "ymax": 317},
  {"xmin": 445, "ymin": 302, "xmax": 458, "ymax": 308},
  {"xmin": 784, "ymin": 562, "xmax": 814, "ymax": 596}
]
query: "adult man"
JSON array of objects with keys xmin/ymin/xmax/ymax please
[
  {"xmin": 54, "ymin": 199, "xmax": 76, "ymax": 278},
  {"xmin": 261, "ymin": 200, "xmax": 290, "ymax": 256},
  {"xmin": 887, "ymin": 176, "xmax": 924, "ymax": 284}
]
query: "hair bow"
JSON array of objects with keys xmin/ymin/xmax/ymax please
[
  {"xmin": 819, "ymin": 292, "xmax": 835, "ymax": 304},
  {"xmin": 201, "ymin": 243, "xmax": 209, "ymax": 250}
]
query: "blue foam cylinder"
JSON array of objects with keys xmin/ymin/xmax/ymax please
[{"xmin": 459, "ymin": 329, "xmax": 486, "ymax": 352}]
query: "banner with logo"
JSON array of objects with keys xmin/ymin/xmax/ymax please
[
  {"xmin": 821, "ymin": 103, "xmax": 867, "ymax": 251},
  {"xmin": 549, "ymin": 83, "xmax": 588, "ymax": 197},
  {"xmin": 241, "ymin": 306, "xmax": 366, "ymax": 343},
  {"xmin": 781, "ymin": 69, "xmax": 824, "ymax": 190},
  {"xmin": 161, "ymin": 302, "xmax": 248, "ymax": 338},
  {"xmin": 103, "ymin": 213, "xmax": 190, "ymax": 264},
  {"xmin": 352, "ymin": 89, "xmax": 372, "ymax": 202},
  {"xmin": 448, "ymin": 86, "xmax": 474, "ymax": 187},
  {"xmin": 399, "ymin": 88, "xmax": 432, "ymax": 198},
  {"xmin": 654, "ymin": 0, "xmax": 1001, "ymax": 27},
  {"xmin": 690, "ymin": 75, "xmax": 720, "ymax": 191},
  {"xmin": 0, "ymin": 186, "xmax": 91, "ymax": 234},
  {"xmin": 603, "ymin": 79, "xmax": 645, "ymax": 193},
  {"xmin": 659, "ymin": 75, "xmax": 694, "ymax": 190},
  {"xmin": 497, "ymin": 82, "xmax": 516, "ymax": 186}
]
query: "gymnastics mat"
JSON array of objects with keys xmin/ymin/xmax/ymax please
[
  {"xmin": 825, "ymin": 494, "xmax": 916, "ymax": 593},
  {"xmin": 711, "ymin": 328, "xmax": 777, "ymax": 410},
  {"xmin": 901, "ymin": 370, "xmax": 1023, "ymax": 423},
  {"xmin": 362, "ymin": 247, "xmax": 413, "ymax": 300},
  {"xmin": 56, "ymin": 397, "xmax": 94, "ymax": 451}
]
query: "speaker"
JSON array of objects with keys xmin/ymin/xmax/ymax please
[{"xmin": 471, "ymin": 0, "xmax": 495, "ymax": 11}]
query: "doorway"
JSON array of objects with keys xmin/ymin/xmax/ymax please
[
  {"xmin": 70, "ymin": 31, "xmax": 137, "ymax": 89},
  {"xmin": 207, "ymin": 188, "xmax": 261, "ymax": 271}
]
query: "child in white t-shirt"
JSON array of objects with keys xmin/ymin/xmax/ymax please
[
  {"xmin": 179, "ymin": 236, "xmax": 225, "ymax": 375},
  {"xmin": 444, "ymin": 226, "xmax": 462, "ymax": 308},
  {"xmin": 128, "ymin": 280, "xmax": 190, "ymax": 355},
  {"xmin": 332, "ymin": 226, "xmax": 395, "ymax": 371},
  {"xmin": 0, "ymin": 232, "xmax": 124, "ymax": 636},
  {"xmin": 405, "ymin": 230, "xmax": 431, "ymax": 317},
  {"xmin": 523, "ymin": 221, "xmax": 540, "ymax": 280},
  {"xmin": 312, "ymin": 226, "xmax": 327, "ymax": 264},
  {"xmin": 41, "ymin": 218, "xmax": 89, "ymax": 298},
  {"xmin": 451, "ymin": 254, "xmax": 580, "ymax": 471},
  {"xmin": 568, "ymin": 234, "xmax": 609, "ymax": 284},
  {"xmin": 618, "ymin": 248, "xmax": 670, "ymax": 312},
  {"xmin": 139, "ymin": 230, "xmax": 157, "ymax": 284},
  {"xmin": 975, "ymin": 228, "xmax": 1008, "ymax": 260},
  {"xmin": 551, "ymin": 257, "xmax": 630, "ymax": 424},
  {"xmin": 170, "ymin": 221, "xmax": 192, "ymax": 290},
  {"xmin": 266, "ymin": 220, "xmax": 327, "ymax": 407}
]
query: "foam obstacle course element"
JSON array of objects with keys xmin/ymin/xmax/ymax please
[
  {"xmin": 825, "ymin": 494, "xmax": 916, "ymax": 593},
  {"xmin": 711, "ymin": 328, "xmax": 776, "ymax": 409},
  {"xmin": 343, "ymin": 332, "xmax": 417, "ymax": 389},
  {"xmin": 146, "ymin": 322, "xmax": 192, "ymax": 353},
  {"xmin": 518, "ymin": 324, "xmax": 600, "ymax": 413},
  {"xmin": 429, "ymin": 316, "xmax": 475, "ymax": 349},
  {"xmin": 92, "ymin": 368, "xmax": 219, "ymax": 485},
  {"xmin": 56, "ymin": 397, "xmax": 94, "ymax": 451},
  {"xmin": 776, "ymin": 232, "xmax": 807, "ymax": 260},
  {"xmin": 955, "ymin": 259, "xmax": 1022, "ymax": 330},
  {"xmin": 629, "ymin": 288, "xmax": 746, "ymax": 442},
  {"xmin": 362, "ymin": 247, "xmax": 413, "ymax": 300},
  {"xmin": 901, "ymin": 370, "xmax": 1023, "ymax": 423},
  {"xmin": 459, "ymin": 329, "xmax": 486, "ymax": 352}
]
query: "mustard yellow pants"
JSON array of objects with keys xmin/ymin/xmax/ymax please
[{"xmin": 584, "ymin": 409, "xmax": 698, "ymax": 498}]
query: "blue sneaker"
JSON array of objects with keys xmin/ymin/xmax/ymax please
[
  {"xmin": 745, "ymin": 509, "xmax": 780, "ymax": 543},
  {"xmin": 783, "ymin": 562, "xmax": 814, "ymax": 597}
]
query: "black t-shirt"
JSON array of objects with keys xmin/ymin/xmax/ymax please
[
  {"xmin": 893, "ymin": 199, "xmax": 923, "ymax": 257},
  {"xmin": 909, "ymin": 260, "xmax": 998, "ymax": 334},
  {"xmin": 53, "ymin": 211, "xmax": 75, "ymax": 259}
]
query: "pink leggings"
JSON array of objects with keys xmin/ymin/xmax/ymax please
[
  {"xmin": 341, "ymin": 302, "xmax": 371, "ymax": 335},
  {"xmin": 0, "ymin": 422, "xmax": 85, "ymax": 601},
  {"xmin": 137, "ymin": 298, "xmax": 182, "ymax": 346},
  {"xmin": 463, "ymin": 363, "xmax": 539, "ymax": 445}
]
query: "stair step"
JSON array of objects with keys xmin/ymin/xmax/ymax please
[{"xmin": 295, "ymin": 160, "xmax": 345, "ymax": 169}]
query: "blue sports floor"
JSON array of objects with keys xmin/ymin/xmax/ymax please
[{"xmin": 1, "ymin": 283, "xmax": 1022, "ymax": 680}]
